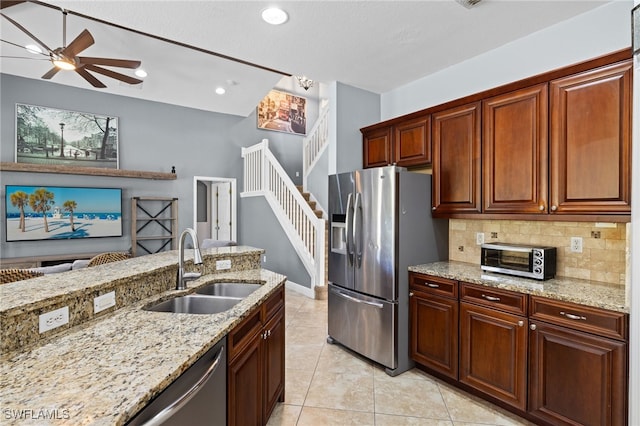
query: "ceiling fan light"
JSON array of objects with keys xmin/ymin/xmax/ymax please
[
  {"xmin": 135, "ymin": 68, "xmax": 148, "ymax": 78},
  {"xmin": 52, "ymin": 57, "xmax": 76, "ymax": 70}
]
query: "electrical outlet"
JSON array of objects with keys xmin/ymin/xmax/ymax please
[
  {"xmin": 476, "ymin": 232, "xmax": 485, "ymax": 245},
  {"xmin": 216, "ymin": 259, "xmax": 231, "ymax": 270},
  {"xmin": 570, "ymin": 237, "xmax": 583, "ymax": 253},
  {"xmin": 94, "ymin": 291, "xmax": 116, "ymax": 314},
  {"xmin": 263, "ymin": 255, "xmax": 267, "ymax": 263},
  {"xmin": 39, "ymin": 306, "xmax": 69, "ymax": 333}
]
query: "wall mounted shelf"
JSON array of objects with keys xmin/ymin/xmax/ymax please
[{"xmin": 0, "ymin": 162, "xmax": 176, "ymax": 180}]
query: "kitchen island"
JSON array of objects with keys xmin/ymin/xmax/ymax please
[{"xmin": 0, "ymin": 247, "xmax": 286, "ymax": 425}]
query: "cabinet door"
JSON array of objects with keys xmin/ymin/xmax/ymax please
[
  {"xmin": 550, "ymin": 60, "xmax": 632, "ymax": 214},
  {"xmin": 263, "ymin": 307, "xmax": 285, "ymax": 422},
  {"xmin": 410, "ymin": 291, "xmax": 458, "ymax": 379},
  {"xmin": 432, "ymin": 102, "xmax": 482, "ymax": 214},
  {"xmin": 362, "ymin": 127, "xmax": 392, "ymax": 168},
  {"xmin": 529, "ymin": 321, "xmax": 627, "ymax": 426},
  {"xmin": 459, "ymin": 302, "xmax": 528, "ymax": 411},
  {"xmin": 483, "ymin": 84, "xmax": 548, "ymax": 213},
  {"xmin": 228, "ymin": 333, "xmax": 263, "ymax": 426},
  {"xmin": 394, "ymin": 115, "xmax": 431, "ymax": 167}
]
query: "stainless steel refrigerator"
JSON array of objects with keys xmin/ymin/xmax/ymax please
[{"xmin": 327, "ymin": 166, "xmax": 448, "ymax": 376}]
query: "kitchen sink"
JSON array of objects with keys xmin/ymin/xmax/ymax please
[
  {"xmin": 195, "ymin": 282, "xmax": 262, "ymax": 298},
  {"xmin": 143, "ymin": 294, "xmax": 241, "ymax": 314}
]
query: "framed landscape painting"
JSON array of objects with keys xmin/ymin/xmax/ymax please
[
  {"xmin": 5, "ymin": 185, "xmax": 123, "ymax": 242},
  {"xmin": 257, "ymin": 90, "xmax": 307, "ymax": 135},
  {"xmin": 15, "ymin": 103, "xmax": 119, "ymax": 169}
]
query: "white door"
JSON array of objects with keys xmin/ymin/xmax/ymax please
[{"xmin": 194, "ymin": 177, "xmax": 237, "ymax": 242}]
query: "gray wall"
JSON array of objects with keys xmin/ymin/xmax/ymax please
[
  {"xmin": 335, "ymin": 82, "xmax": 380, "ymax": 174},
  {"xmin": 1, "ymin": 74, "xmax": 317, "ymax": 288}
]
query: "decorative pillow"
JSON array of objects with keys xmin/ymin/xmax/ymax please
[
  {"xmin": 72, "ymin": 259, "xmax": 91, "ymax": 270},
  {"xmin": 30, "ymin": 263, "xmax": 73, "ymax": 274}
]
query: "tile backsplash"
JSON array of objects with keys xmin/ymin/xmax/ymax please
[{"xmin": 448, "ymin": 219, "xmax": 629, "ymax": 286}]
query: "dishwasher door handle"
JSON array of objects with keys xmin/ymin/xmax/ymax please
[{"xmin": 141, "ymin": 345, "xmax": 225, "ymax": 426}]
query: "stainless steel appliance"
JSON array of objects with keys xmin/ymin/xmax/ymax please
[
  {"xmin": 327, "ymin": 166, "xmax": 448, "ymax": 376},
  {"xmin": 127, "ymin": 336, "xmax": 226, "ymax": 426},
  {"xmin": 481, "ymin": 242, "xmax": 556, "ymax": 280}
]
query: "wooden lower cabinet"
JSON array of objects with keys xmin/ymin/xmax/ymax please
[
  {"xmin": 228, "ymin": 286, "xmax": 285, "ymax": 426},
  {"xmin": 528, "ymin": 320, "xmax": 627, "ymax": 426},
  {"xmin": 459, "ymin": 301, "xmax": 528, "ymax": 411},
  {"xmin": 409, "ymin": 274, "xmax": 458, "ymax": 379}
]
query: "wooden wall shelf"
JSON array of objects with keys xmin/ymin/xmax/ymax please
[{"xmin": 0, "ymin": 162, "xmax": 177, "ymax": 180}]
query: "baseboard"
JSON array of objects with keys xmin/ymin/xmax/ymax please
[{"xmin": 285, "ymin": 280, "xmax": 315, "ymax": 299}]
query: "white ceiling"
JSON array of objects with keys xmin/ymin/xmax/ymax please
[{"xmin": 0, "ymin": 0, "xmax": 610, "ymax": 117}]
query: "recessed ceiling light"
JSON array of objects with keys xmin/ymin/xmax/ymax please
[
  {"xmin": 261, "ymin": 7, "xmax": 288, "ymax": 25},
  {"xmin": 135, "ymin": 68, "xmax": 147, "ymax": 78},
  {"xmin": 25, "ymin": 44, "xmax": 42, "ymax": 54},
  {"xmin": 215, "ymin": 87, "xmax": 226, "ymax": 95}
]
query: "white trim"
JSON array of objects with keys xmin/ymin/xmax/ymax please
[{"xmin": 285, "ymin": 280, "xmax": 315, "ymax": 299}]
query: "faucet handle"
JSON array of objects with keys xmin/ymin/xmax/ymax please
[{"xmin": 183, "ymin": 272, "xmax": 201, "ymax": 281}]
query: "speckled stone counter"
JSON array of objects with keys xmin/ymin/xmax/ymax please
[
  {"xmin": 0, "ymin": 267, "xmax": 286, "ymax": 425},
  {"xmin": 0, "ymin": 246, "xmax": 262, "ymax": 354},
  {"xmin": 409, "ymin": 261, "xmax": 628, "ymax": 313}
]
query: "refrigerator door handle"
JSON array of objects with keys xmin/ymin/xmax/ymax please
[
  {"xmin": 354, "ymin": 192, "xmax": 363, "ymax": 268},
  {"xmin": 331, "ymin": 287, "xmax": 384, "ymax": 309},
  {"xmin": 345, "ymin": 193, "xmax": 355, "ymax": 266}
]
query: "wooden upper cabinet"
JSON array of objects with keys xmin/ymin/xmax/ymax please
[
  {"xmin": 432, "ymin": 102, "xmax": 482, "ymax": 215},
  {"xmin": 394, "ymin": 115, "xmax": 431, "ymax": 167},
  {"xmin": 549, "ymin": 60, "xmax": 632, "ymax": 215},
  {"xmin": 362, "ymin": 126, "xmax": 392, "ymax": 168},
  {"xmin": 483, "ymin": 84, "xmax": 548, "ymax": 214}
]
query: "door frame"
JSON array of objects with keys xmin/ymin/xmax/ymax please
[{"xmin": 193, "ymin": 176, "xmax": 237, "ymax": 242}]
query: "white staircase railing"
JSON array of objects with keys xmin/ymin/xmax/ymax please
[
  {"xmin": 302, "ymin": 105, "xmax": 329, "ymax": 189},
  {"xmin": 241, "ymin": 139, "xmax": 325, "ymax": 291}
]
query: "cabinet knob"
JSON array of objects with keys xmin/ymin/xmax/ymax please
[
  {"xmin": 409, "ymin": 292, "xmax": 414, "ymax": 297},
  {"xmin": 530, "ymin": 324, "xmax": 537, "ymax": 331},
  {"xmin": 551, "ymin": 205, "xmax": 557, "ymax": 211},
  {"xmin": 518, "ymin": 320, "xmax": 524, "ymax": 327},
  {"xmin": 539, "ymin": 205, "xmax": 545, "ymax": 211},
  {"xmin": 432, "ymin": 206, "xmax": 436, "ymax": 211}
]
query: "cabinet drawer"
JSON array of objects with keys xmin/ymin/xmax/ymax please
[
  {"xmin": 529, "ymin": 296, "xmax": 628, "ymax": 341},
  {"xmin": 228, "ymin": 306, "xmax": 262, "ymax": 362},
  {"xmin": 410, "ymin": 273, "xmax": 458, "ymax": 299},
  {"xmin": 460, "ymin": 282, "xmax": 527, "ymax": 316},
  {"xmin": 263, "ymin": 286, "xmax": 285, "ymax": 322}
]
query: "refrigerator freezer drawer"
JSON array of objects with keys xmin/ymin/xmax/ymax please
[{"xmin": 328, "ymin": 284, "xmax": 396, "ymax": 369}]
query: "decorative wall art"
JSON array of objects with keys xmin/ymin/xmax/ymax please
[
  {"xmin": 15, "ymin": 103, "xmax": 119, "ymax": 169},
  {"xmin": 5, "ymin": 185, "xmax": 123, "ymax": 242},
  {"xmin": 257, "ymin": 90, "xmax": 307, "ymax": 135}
]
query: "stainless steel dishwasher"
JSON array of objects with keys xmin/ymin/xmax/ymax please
[{"xmin": 127, "ymin": 336, "xmax": 226, "ymax": 426}]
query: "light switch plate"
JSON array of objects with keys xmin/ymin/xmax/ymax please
[
  {"xmin": 216, "ymin": 259, "xmax": 231, "ymax": 270},
  {"xmin": 94, "ymin": 291, "xmax": 116, "ymax": 313},
  {"xmin": 39, "ymin": 306, "xmax": 69, "ymax": 333}
]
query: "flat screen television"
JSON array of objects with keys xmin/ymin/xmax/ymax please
[{"xmin": 5, "ymin": 185, "xmax": 123, "ymax": 241}]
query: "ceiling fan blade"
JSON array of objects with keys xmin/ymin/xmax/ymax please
[
  {"xmin": 77, "ymin": 57, "xmax": 141, "ymax": 69},
  {"xmin": 0, "ymin": 1, "xmax": 26, "ymax": 10},
  {"xmin": 42, "ymin": 67, "xmax": 60, "ymax": 80},
  {"xmin": 61, "ymin": 29, "xmax": 94, "ymax": 58},
  {"xmin": 83, "ymin": 64, "xmax": 143, "ymax": 85},
  {"xmin": 1, "ymin": 38, "xmax": 49, "ymax": 56},
  {"xmin": 0, "ymin": 12, "xmax": 53, "ymax": 54},
  {"xmin": 75, "ymin": 67, "xmax": 106, "ymax": 88}
]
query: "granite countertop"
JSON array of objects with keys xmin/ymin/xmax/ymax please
[
  {"xmin": 409, "ymin": 261, "xmax": 628, "ymax": 314},
  {"xmin": 0, "ymin": 268, "xmax": 286, "ymax": 426}
]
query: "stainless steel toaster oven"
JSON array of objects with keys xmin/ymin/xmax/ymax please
[{"xmin": 481, "ymin": 242, "xmax": 556, "ymax": 280}]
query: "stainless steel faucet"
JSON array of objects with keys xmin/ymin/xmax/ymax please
[{"xmin": 177, "ymin": 227, "xmax": 203, "ymax": 290}]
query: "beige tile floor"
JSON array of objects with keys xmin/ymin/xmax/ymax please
[{"xmin": 267, "ymin": 288, "xmax": 536, "ymax": 426}]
